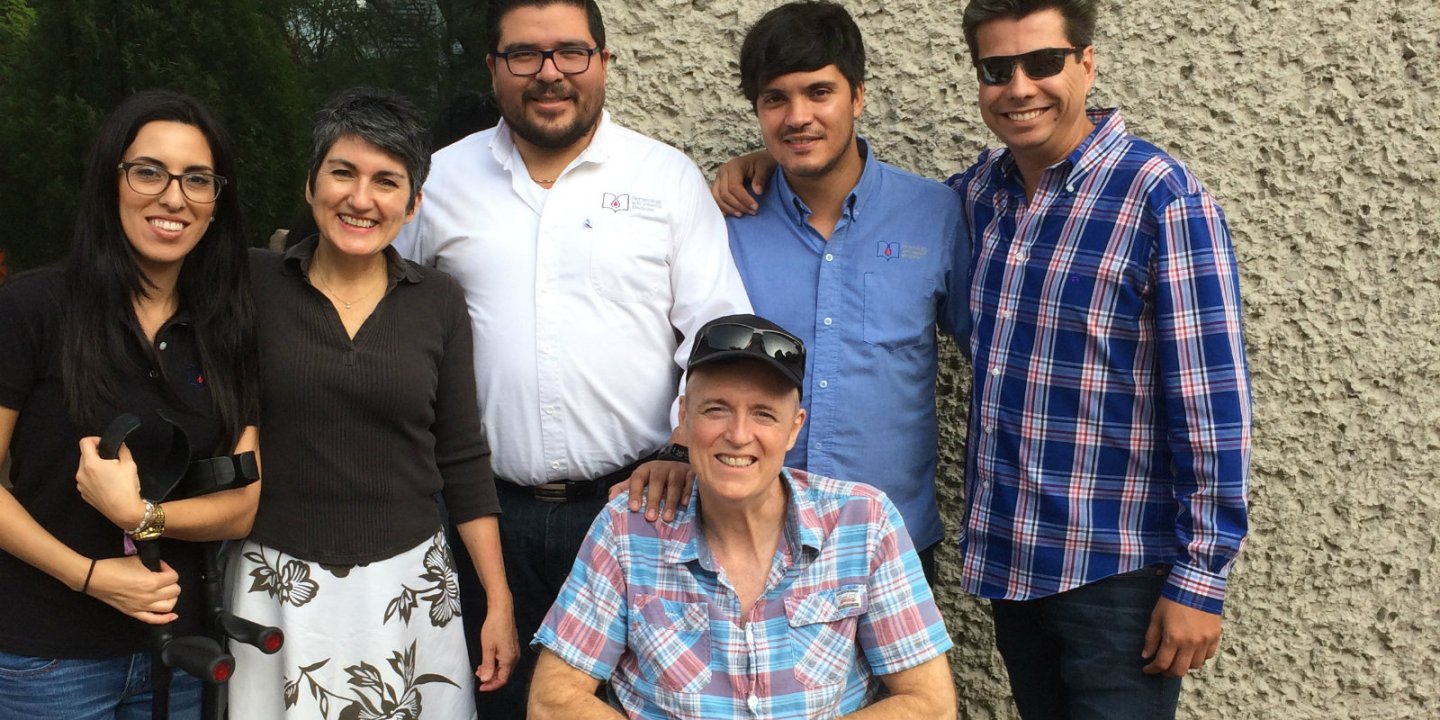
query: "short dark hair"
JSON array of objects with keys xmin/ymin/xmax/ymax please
[
  {"xmin": 487, "ymin": 0, "xmax": 606, "ymax": 53},
  {"xmin": 961, "ymin": 0, "xmax": 1097, "ymax": 61},
  {"xmin": 307, "ymin": 87, "xmax": 430, "ymax": 213},
  {"xmin": 739, "ymin": 1, "xmax": 865, "ymax": 107}
]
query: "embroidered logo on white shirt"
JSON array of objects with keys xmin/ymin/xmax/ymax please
[{"xmin": 602, "ymin": 192, "xmax": 630, "ymax": 212}]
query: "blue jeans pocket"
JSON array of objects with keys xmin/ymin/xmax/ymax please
[{"xmin": 0, "ymin": 650, "xmax": 61, "ymax": 679}]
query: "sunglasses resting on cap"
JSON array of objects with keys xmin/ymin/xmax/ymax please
[{"xmin": 688, "ymin": 314, "xmax": 806, "ymax": 398}]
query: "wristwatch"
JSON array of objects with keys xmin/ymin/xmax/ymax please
[
  {"xmin": 129, "ymin": 500, "xmax": 166, "ymax": 542},
  {"xmin": 656, "ymin": 443, "xmax": 690, "ymax": 464}
]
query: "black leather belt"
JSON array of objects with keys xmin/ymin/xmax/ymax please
[{"xmin": 498, "ymin": 453, "xmax": 657, "ymax": 504}]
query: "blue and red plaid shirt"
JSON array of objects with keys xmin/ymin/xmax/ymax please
[
  {"xmin": 946, "ymin": 109, "xmax": 1252, "ymax": 615},
  {"xmin": 534, "ymin": 468, "xmax": 952, "ymax": 719}
]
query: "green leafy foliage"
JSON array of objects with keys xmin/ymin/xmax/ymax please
[{"xmin": 0, "ymin": 0, "xmax": 491, "ymax": 272}]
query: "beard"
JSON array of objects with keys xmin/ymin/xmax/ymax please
[
  {"xmin": 500, "ymin": 80, "xmax": 605, "ymax": 150},
  {"xmin": 778, "ymin": 129, "xmax": 856, "ymax": 179}
]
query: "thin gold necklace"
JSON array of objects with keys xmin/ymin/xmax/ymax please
[{"xmin": 314, "ymin": 272, "xmax": 374, "ymax": 310}]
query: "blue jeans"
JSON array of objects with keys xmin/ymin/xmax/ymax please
[
  {"xmin": 453, "ymin": 486, "xmax": 609, "ymax": 720},
  {"xmin": 990, "ymin": 565, "xmax": 1183, "ymax": 720},
  {"xmin": 0, "ymin": 649, "xmax": 201, "ymax": 720}
]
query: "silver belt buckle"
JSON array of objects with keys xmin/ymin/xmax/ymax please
[{"xmin": 533, "ymin": 481, "xmax": 570, "ymax": 503}]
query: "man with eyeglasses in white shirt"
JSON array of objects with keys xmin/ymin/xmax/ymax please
[{"xmin": 394, "ymin": 1, "xmax": 750, "ymax": 716}]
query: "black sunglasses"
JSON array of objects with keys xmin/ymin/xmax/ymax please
[
  {"xmin": 975, "ymin": 46, "xmax": 1086, "ymax": 86},
  {"xmin": 695, "ymin": 323, "xmax": 805, "ymax": 370}
]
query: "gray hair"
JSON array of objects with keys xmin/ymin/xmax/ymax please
[{"xmin": 307, "ymin": 87, "xmax": 431, "ymax": 212}]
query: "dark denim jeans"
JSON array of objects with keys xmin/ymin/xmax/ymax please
[
  {"xmin": 0, "ymin": 649, "xmax": 201, "ymax": 720},
  {"xmin": 451, "ymin": 487, "xmax": 609, "ymax": 720},
  {"xmin": 990, "ymin": 565, "xmax": 1183, "ymax": 720}
]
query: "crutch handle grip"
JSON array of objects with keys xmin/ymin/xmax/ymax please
[
  {"xmin": 217, "ymin": 612, "xmax": 285, "ymax": 654},
  {"xmin": 161, "ymin": 636, "xmax": 235, "ymax": 685}
]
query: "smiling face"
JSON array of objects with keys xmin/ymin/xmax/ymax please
[
  {"xmin": 488, "ymin": 3, "xmax": 608, "ymax": 153},
  {"xmin": 118, "ymin": 121, "xmax": 217, "ymax": 282},
  {"xmin": 681, "ymin": 360, "xmax": 805, "ymax": 509},
  {"xmin": 974, "ymin": 8, "xmax": 1095, "ymax": 177},
  {"xmin": 307, "ymin": 134, "xmax": 419, "ymax": 258},
  {"xmin": 756, "ymin": 64, "xmax": 865, "ymax": 184}
]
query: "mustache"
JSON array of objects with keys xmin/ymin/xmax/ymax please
[{"xmin": 524, "ymin": 82, "xmax": 577, "ymax": 102}]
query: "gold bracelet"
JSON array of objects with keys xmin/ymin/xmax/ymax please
[{"xmin": 130, "ymin": 501, "xmax": 166, "ymax": 541}]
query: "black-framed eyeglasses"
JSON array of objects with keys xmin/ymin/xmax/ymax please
[
  {"xmin": 493, "ymin": 46, "xmax": 600, "ymax": 76},
  {"xmin": 695, "ymin": 323, "xmax": 805, "ymax": 370},
  {"xmin": 118, "ymin": 162, "xmax": 227, "ymax": 203},
  {"xmin": 975, "ymin": 46, "xmax": 1086, "ymax": 86}
]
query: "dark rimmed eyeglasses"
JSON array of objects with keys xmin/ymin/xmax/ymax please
[
  {"xmin": 975, "ymin": 46, "xmax": 1087, "ymax": 86},
  {"xmin": 492, "ymin": 47, "xmax": 600, "ymax": 76},
  {"xmin": 695, "ymin": 323, "xmax": 805, "ymax": 370},
  {"xmin": 118, "ymin": 162, "xmax": 227, "ymax": 203}
]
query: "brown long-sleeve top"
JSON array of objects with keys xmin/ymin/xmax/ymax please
[{"xmin": 247, "ymin": 239, "xmax": 498, "ymax": 564}]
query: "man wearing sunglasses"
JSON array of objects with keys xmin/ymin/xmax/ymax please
[
  {"xmin": 394, "ymin": 1, "xmax": 751, "ymax": 715},
  {"xmin": 713, "ymin": 1, "xmax": 1252, "ymax": 717},
  {"xmin": 949, "ymin": 1, "xmax": 1253, "ymax": 718},
  {"xmin": 718, "ymin": 1, "xmax": 969, "ymax": 588},
  {"xmin": 530, "ymin": 314, "xmax": 956, "ymax": 720}
]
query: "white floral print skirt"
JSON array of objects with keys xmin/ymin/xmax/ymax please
[{"xmin": 225, "ymin": 530, "xmax": 476, "ymax": 720}]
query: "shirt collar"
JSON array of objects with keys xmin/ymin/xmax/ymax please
[
  {"xmin": 491, "ymin": 110, "xmax": 616, "ymax": 176},
  {"xmin": 772, "ymin": 136, "xmax": 875, "ymax": 227},
  {"xmin": 992, "ymin": 107, "xmax": 1126, "ymax": 189},
  {"xmin": 665, "ymin": 467, "xmax": 823, "ymax": 568},
  {"xmin": 281, "ymin": 234, "xmax": 421, "ymax": 286}
]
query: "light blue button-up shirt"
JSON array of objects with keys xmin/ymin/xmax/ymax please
[{"xmin": 726, "ymin": 139, "xmax": 970, "ymax": 550}]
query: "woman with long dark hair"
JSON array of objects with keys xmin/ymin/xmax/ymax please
[{"xmin": 0, "ymin": 90, "xmax": 260, "ymax": 719}]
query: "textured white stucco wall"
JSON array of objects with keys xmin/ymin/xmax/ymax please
[{"xmin": 598, "ymin": 1, "xmax": 1440, "ymax": 717}]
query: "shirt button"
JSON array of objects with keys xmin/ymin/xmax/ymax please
[
  {"xmin": 747, "ymin": 696, "xmax": 759, "ymax": 712},
  {"xmin": 823, "ymin": 317, "xmax": 832, "ymax": 326},
  {"xmin": 824, "ymin": 253, "xmax": 834, "ymax": 262},
  {"xmin": 543, "ymin": 406, "xmax": 554, "ymax": 415},
  {"xmin": 550, "ymin": 461, "xmax": 561, "ymax": 470},
  {"xmin": 818, "ymin": 380, "xmax": 828, "ymax": 388},
  {"xmin": 990, "ymin": 367, "xmax": 1001, "ymax": 376},
  {"xmin": 985, "ymin": 425, "xmax": 994, "ymax": 434},
  {"xmin": 1016, "ymin": 253, "xmax": 1028, "ymax": 262},
  {"xmin": 158, "ymin": 341, "xmax": 168, "ymax": 351},
  {"xmin": 148, "ymin": 370, "xmax": 159, "ymax": 379}
]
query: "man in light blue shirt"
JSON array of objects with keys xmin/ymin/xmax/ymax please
[{"xmin": 725, "ymin": 0, "xmax": 970, "ymax": 581}]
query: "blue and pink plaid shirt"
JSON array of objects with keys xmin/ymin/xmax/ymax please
[
  {"xmin": 534, "ymin": 468, "xmax": 952, "ymax": 719},
  {"xmin": 947, "ymin": 109, "xmax": 1252, "ymax": 615}
]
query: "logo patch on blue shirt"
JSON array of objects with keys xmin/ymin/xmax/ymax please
[{"xmin": 877, "ymin": 241, "xmax": 900, "ymax": 260}]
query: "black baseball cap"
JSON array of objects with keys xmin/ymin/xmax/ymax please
[{"xmin": 687, "ymin": 314, "xmax": 806, "ymax": 397}]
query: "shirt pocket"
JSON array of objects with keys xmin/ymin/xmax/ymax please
[
  {"xmin": 1054, "ymin": 250, "xmax": 1150, "ymax": 329},
  {"xmin": 863, "ymin": 271, "xmax": 933, "ymax": 350},
  {"xmin": 588, "ymin": 216, "xmax": 671, "ymax": 303},
  {"xmin": 629, "ymin": 595, "xmax": 711, "ymax": 694},
  {"xmin": 784, "ymin": 584, "xmax": 867, "ymax": 688}
]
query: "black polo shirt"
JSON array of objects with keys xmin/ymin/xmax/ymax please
[{"xmin": 0, "ymin": 268, "xmax": 223, "ymax": 658}]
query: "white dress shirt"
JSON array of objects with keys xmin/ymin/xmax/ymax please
[{"xmin": 394, "ymin": 112, "xmax": 751, "ymax": 485}]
